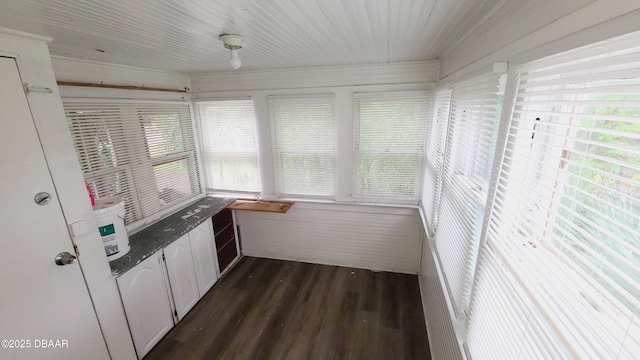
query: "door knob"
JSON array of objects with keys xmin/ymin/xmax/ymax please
[
  {"xmin": 34, "ymin": 192, "xmax": 51, "ymax": 205},
  {"xmin": 55, "ymin": 252, "xmax": 77, "ymax": 266}
]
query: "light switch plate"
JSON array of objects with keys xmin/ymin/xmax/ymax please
[{"xmin": 69, "ymin": 220, "xmax": 89, "ymax": 237}]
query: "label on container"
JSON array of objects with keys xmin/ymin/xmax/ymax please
[
  {"xmin": 98, "ymin": 223, "xmax": 119, "ymax": 256},
  {"xmin": 98, "ymin": 224, "xmax": 115, "ymax": 237}
]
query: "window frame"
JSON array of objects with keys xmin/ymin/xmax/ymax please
[
  {"xmin": 195, "ymin": 99, "xmax": 262, "ymax": 195},
  {"xmin": 465, "ymin": 33, "xmax": 640, "ymax": 359},
  {"xmin": 64, "ymin": 98, "xmax": 203, "ymax": 232},
  {"xmin": 431, "ymin": 73, "xmax": 506, "ymax": 316},
  {"xmin": 352, "ymin": 91, "xmax": 430, "ymax": 204},
  {"xmin": 268, "ymin": 94, "xmax": 337, "ymax": 199}
]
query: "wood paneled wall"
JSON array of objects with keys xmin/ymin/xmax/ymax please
[{"xmin": 235, "ymin": 202, "xmax": 422, "ymax": 274}]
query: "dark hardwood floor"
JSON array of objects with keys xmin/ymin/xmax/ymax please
[{"xmin": 145, "ymin": 257, "xmax": 431, "ymax": 360}]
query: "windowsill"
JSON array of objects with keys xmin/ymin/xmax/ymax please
[
  {"xmin": 207, "ymin": 192, "xmax": 420, "ymax": 209},
  {"xmin": 126, "ymin": 194, "xmax": 207, "ymax": 236},
  {"xmin": 485, "ymin": 236, "xmax": 636, "ymax": 356}
]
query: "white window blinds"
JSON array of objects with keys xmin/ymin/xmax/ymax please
[
  {"xmin": 197, "ymin": 100, "xmax": 261, "ymax": 193},
  {"xmin": 65, "ymin": 101, "xmax": 201, "ymax": 228},
  {"xmin": 467, "ymin": 247, "xmax": 568, "ymax": 359},
  {"xmin": 467, "ymin": 34, "xmax": 640, "ymax": 359},
  {"xmin": 434, "ymin": 74, "xmax": 504, "ymax": 314},
  {"xmin": 269, "ymin": 95, "xmax": 336, "ymax": 198},
  {"xmin": 425, "ymin": 89, "xmax": 452, "ymax": 232},
  {"xmin": 353, "ymin": 92, "xmax": 429, "ymax": 202}
]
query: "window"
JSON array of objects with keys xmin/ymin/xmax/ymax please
[
  {"xmin": 353, "ymin": 92, "xmax": 429, "ymax": 202},
  {"xmin": 197, "ymin": 100, "xmax": 261, "ymax": 193},
  {"xmin": 466, "ymin": 34, "xmax": 640, "ymax": 358},
  {"xmin": 65, "ymin": 101, "xmax": 201, "ymax": 228},
  {"xmin": 433, "ymin": 74, "xmax": 505, "ymax": 314},
  {"xmin": 269, "ymin": 95, "xmax": 336, "ymax": 198},
  {"xmin": 425, "ymin": 89, "xmax": 452, "ymax": 232}
]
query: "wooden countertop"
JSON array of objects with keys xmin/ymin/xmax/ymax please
[{"xmin": 226, "ymin": 199, "xmax": 294, "ymax": 213}]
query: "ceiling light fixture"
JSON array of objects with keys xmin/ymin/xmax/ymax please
[{"xmin": 219, "ymin": 34, "xmax": 244, "ymax": 70}]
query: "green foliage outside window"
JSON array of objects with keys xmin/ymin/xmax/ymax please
[{"xmin": 555, "ymin": 88, "xmax": 640, "ymax": 315}]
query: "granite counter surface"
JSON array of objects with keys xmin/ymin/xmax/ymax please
[{"xmin": 109, "ymin": 196, "xmax": 235, "ymax": 277}]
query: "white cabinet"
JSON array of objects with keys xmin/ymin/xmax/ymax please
[
  {"xmin": 163, "ymin": 233, "xmax": 200, "ymax": 321},
  {"xmin": 189, "ymin": 218, "xmax": 219, "ymax": 297},
  {"xmin": 117, "ymin": 253, "xmax": 174, "ymax": 359},
  {"xmin": 119, "ymin": 218, "xmax": 221, "ymax": 358}
]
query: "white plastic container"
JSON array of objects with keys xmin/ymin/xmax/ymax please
[{"xmin": 93, "ymin": 197, "xmax": 130, "ymax": 261}]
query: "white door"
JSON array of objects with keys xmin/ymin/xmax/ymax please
[
  {"xmin": 117, "ymin": 253, "xmax": 174, "ymax": 358},
  {"xmin": 0, "ymin": 57, "xmax": 109, "ymax": 359},
  {"xmin": 189, "ymin": 219, "xmax": 218, "ymax": 297},
  {"xmin": 163, "ymin": 234, "xmax": 200, "ymax": 320}
]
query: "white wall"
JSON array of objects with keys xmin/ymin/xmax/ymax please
[
  {"xmin": 236, "ymin": 202, "xmax": 423, "ymax": 274},
  {"xmin": 190, "ymin": 61, "xmax": 438, "ymax": 94},
  {"xmin": 52, "ymin": 56, "xmax": 190, "ymax": 90},
  {"xmin": 439, "ymin": 0, "xmax": 640, "ymax": 81},
  {"xmin": 0, "ymin": 29, "xmax": 137, "ymax": 360}
]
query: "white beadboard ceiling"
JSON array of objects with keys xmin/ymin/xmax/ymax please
[{"xmin": 0, "ymin": 0, "xmax": 503, "ymax": 73}]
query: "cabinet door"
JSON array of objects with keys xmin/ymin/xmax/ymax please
[
  {"xmin": 117, "ymin": 253, "xmax": 174, "ymax": 358},
  {"xmin": 163, "ymin": 234, "xmax": 200, "ymax": 321},
  {"xmin": 189, "ymin": 218, "xmax": 219, "ymax": 297}
]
